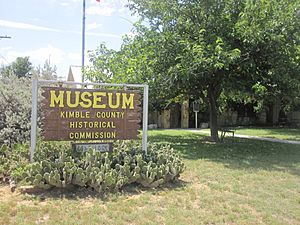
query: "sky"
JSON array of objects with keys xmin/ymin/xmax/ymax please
[{"xmin": 0, "ymin": 0, "xmax": 139, "ymax": 79}]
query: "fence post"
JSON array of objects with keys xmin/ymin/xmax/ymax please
[
  {"xmin": 142, "ymin": 85, "xmax": 149, "ymax": 154},
  {"xmin": 30, "ymin": 78, "xmax": 38, "ymax": 162}
]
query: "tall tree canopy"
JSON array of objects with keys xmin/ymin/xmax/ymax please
[
  {"xmin": 1, "ymin": 56, "xmax": 33, "ymax": 78},
  {"xmin": 87, "ymin": 0, "xmax": 300, "ymax": 141},
  {"xmin": 35, "ymin": 60, "xmax": 57, "ymax": 80}
]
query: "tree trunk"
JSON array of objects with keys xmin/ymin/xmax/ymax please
[
  {"xmin": 208, "ymin": 86, "xmax": 219, "ymax": 142},
  {"xmin": 272, "ymin": 97, "xmax": 280, "ymax": 125},
  {"xmin": 181, "ymin": 98, "xmax": 189, "ymax": 128}
]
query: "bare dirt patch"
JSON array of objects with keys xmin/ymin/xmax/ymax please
[{"xmin": 0, "ymin": 184, "xmax": 19, "ymax": 201}]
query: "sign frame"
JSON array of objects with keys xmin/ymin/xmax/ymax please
[
  {"xmin": 192, "ymin": 101, "xmax": 200, "ymax": 113},
  {"xmin": 30, "ymin": 79, "xmax": 149, "ymax": 162}
]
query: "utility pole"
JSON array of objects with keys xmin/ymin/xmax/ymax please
[
  {"xmin": 0, "ymin": 35, "xmax": 12, "ymax": 40},
  {"xmin": 81, "ymin": 0, "xmax": 86, "ymax": 82}
]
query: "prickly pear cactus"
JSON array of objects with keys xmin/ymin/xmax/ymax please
[
  {"xmin": 72, "ymin": 168, "xmax": 89, "ymax": 186},
  {"xmin": 44, "ymin": 170, "xmax": 63, "ymax": 187},
  {"xmin": 22, "ymin": 141, "xmax": 184, "ymax": 193}
]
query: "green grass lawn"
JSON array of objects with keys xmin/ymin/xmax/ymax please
[
  {"xmin": 234, "ymin": 127, "xmax": 300, "ymax": 141},
  {"xmin": 198, "ymin": 127, "xmax": 300, "ymax": 141},
  {"xmin": 1, "ymin": 130, "xmax": 300, "ymax": 225}
]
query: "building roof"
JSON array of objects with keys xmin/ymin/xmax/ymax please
[{"xmin": 67, "ymin": 66, "xmax": 82, "ymax": 83}]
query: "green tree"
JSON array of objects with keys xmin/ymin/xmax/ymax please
[
  {"xmin": 235, "ymin": 0, "xmax": 300, "ymax": 122},
  {"xmin": 86, "ymin": 26, "xmax": 172, "ymax": 111},
  {"xmin": 0, "ymin": 74, "xmax": 32, "ymax": 146},
  {"xmin": 126, "ymin": 0, "xmax": 299, "ymax": 140},
  {"xmin": 87, "ymin": 0, "xmax": 299, "ymax": 141},
  {"xmin": 35, "ymin": 60, "xmax": 57, "ymax": 80},
  {"xmin": 95, "ymin": 0, "xmax": 245, "ymax": 141},
  {"xmin": 1, "ymin": 56, "xmax": 33, "ymax": 78}
]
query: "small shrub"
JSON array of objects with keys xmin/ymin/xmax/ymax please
[
  {"xmin": 0, "ymin": 143, "xmax": 29, "ymax": 181},
  {"xmin": 21, "ymin": 141, "xmax": 185, "ymax": 192},
  {"xmin": 0, "ymin": 75, "xmax": 32, "ymax": 146}
]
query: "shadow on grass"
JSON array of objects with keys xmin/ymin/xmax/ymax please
[
  {"xmin": 236, "ymin": 127, "xmax": 300, "ymax": 141},
  {"xmin": 15, "ymin": 130, "xmax": 300, "ymax": 200},
  {"xmin": 149, "ymin": 131, "xmax": 300, "ymax": 176},
  {"xmin": 18, "ymin": 179, "xmax": 188, "ymax": 201}
]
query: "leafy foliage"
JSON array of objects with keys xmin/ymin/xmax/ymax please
[
  {"xmin": 0, "ymin": 143, "xmax": 29, "ymax": 181},
  {"xmin": 1, "ymin": 56, "xmax": 33, "ymax": 78},
  {"xmin": 86, "ymin": 27, "xmax": 171, "ymax": 111},
  {"xmin": 0, "ymin": 57, "xmax": 58, "ymax": 146},
  {"xmin": 34, "ymin": 59, "xmax": 58, "ymax": 80},
  {"xmin": 0, "ymin": 74, "xmax": 32, "ymax": 146},
  {"xmin": 128, "ymin": 0, "xmax": 299, "ymax": 137},
  {"xmin": 234, "ymin": 0, "xmax": 300, "ymax": 111},
  {"xmin": 21, "ymin": 141, "xmax": 185, "ymax": 192},
  {"xmin": 87, "ymin": 0, "xmax": 300, "ymax": 141}
]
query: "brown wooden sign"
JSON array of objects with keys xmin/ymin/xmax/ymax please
[{"xmin": 41, "ymin": 87, "xmax": 141, "ymax": 141}]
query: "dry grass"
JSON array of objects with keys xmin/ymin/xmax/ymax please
[{"xmin": 0, "ymin": 130, "xmax": 300, "ymax": 225}]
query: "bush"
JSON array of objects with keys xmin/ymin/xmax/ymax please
[
  {"xmin": 0, "ymin": 75, "xmax": 32, "ymax": 146},
  {"xmin": 0, "ymin": 143, "xmax": 29, "ymax": 181},
  {"xmin": 21, "ymin": 141, "xmax": 185, "ymax": 192}
]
